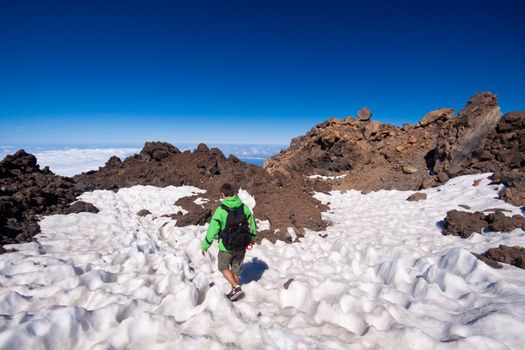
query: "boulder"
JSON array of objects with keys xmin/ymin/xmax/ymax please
[
  {"xmin": 403, "ymin": 166, "xmax": 418, "ymax": 174},
  {"xmin": 442, "ymin": 210, "xmax": 486, "ymax": 238},
  {"xmin": 140, "ymin": 141, "xmax": 180, "ymax": 161},
  {"xmin": 442, "ymin": 209, "xmax": 525, "ymax": 238},
  {"xmin": 64, "ymin": 201, "xmax": 99, "ymax": 214},
  {"xmin": 486, "ymin": 211, "xmax": 525, "ymax": 232},
  {"xmin": 499, "ymin": 187, "xmax": 525, "ymax": 207},
  {"xmin": 357, "ymin": 107, "xmax": 372, "ymax": 121},
  {"xmin": 137, "ymin": 209, "xmax": 152, "ymax": 217},
  {"xmin": 434, "ymin": 92, "xmax": 502, "ymax": 178},
  {"xmin": 417, "ymin": 108, "xmax": 454, "ymax": 127},
  {"xmin": 407, "ymin": 192, "xmax": 427, "ymax": 201},
  {"xmin": 475, "ymin": 245, "xmax": 525, "ymax": 269}
]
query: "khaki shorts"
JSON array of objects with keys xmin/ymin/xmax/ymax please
[{"xmin": 218, "ymin": 250, "xmax": 246, "ymax": 276}]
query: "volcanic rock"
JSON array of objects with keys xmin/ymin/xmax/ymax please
[
  {"xmin": 1, "ymin": 150, "xmax": 80, "ymax": 250},
  {"xmin": 472, "ymin": 252, "xmax": 503, "ymax": 269},
  {"xmin": 357, "ymin": 107, "xmax": 372, "ymax": 121},
  {"xmin": 459, "ymin": 112, "xmax": 525, "ymax": 186},
  {"xmin": 475, "ymin": 245, "xmax": 525, "ymax": 269},
  {"xmin": 499, "ymin": 187, "xmax": 525, "ymax": 207},
  {"xmin": 417, "ymin": 108, "xmax": 454, "ymax": 127},
  {"xmin": 265, "ymin": 91, "xmax": 522, "ymax": 194},
  {"xmin": 64, "ymin": 201, "xmax": 99, "ymax": 214},
  {"xmin": 442, "ymin": 210, "xmax": 486, "ymax": 238},
  {"xmin": 264, "ymin": 110, "xmax": 442, "ymax": 192},
  {"xmin": 173, "ymin": 196, "xmax": 215, "ymax": 227},
  {"xmin": 140, "ymin": 141, "xmax": 180, "ymax": 161},
  {"xmin": 406, "ymin": 192, "xmax": 427, "ymax": 201},
  {"xmin": 403, "ymin": 166, "xmax": 418, "ymax": 174},
  {"xmin": 137, "ymin": 209, "xmax": 152, "ymax": 217},
  {"xmin": 283, "ymin": 278, "xmax": 294, "ymax": 289},
  {"xmin": 442, "ymin": 209, "xmax": 525, "ymax": 238},
  {"xmin": 486, "ymin": 211, "xmax": 525, "ymax": 232},
  {"xmin": 74, "ymin": 142, "xmax": 328, "ymax": 238},
  {"xmin": 434, "ymin": 92, "xmax": 502, "ymax": 178}
]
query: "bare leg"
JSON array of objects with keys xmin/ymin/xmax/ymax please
[
  {"xmin": 234, "ymin": 275, "xmax": 240, "ymax": 285},
  {"xmin": 222, "ymin": 269, "xmax": 238, "ymax": 288}
]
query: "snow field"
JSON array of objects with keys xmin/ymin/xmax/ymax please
[{"xmin": 0, "ymin": 174, "xmax": 525, "ymax": 349}]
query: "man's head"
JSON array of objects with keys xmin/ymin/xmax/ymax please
[{"xmin": 219, "ymin": 183, "xmax": 236, "ymax": 198}]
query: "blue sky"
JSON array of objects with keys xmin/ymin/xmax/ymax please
[{"xmin": 0, "ymin": 0, "xmax": 523, "ymax": 146}]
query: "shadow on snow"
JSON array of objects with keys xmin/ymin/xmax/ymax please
[{"xmin": 241, "ymin": 257, "xmax": 269, "ymax": 285}]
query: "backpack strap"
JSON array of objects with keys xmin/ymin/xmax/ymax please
[{"xmin": 220, "ymin": 204, "xmax": 231, "ymax": 212}]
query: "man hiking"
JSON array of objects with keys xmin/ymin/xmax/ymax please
[{"xmin": 201, "ymin": 183, "xmax": 257, "ymax": 301}]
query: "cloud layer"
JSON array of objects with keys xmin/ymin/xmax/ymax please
[
  {"xmin": 1, "ymin": 144, "xmax": 284, "ymax": 176},
  {"xmin": 34, "ymin": 148, "xmax": 140, "ymax": 177}
]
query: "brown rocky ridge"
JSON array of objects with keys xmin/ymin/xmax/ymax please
[
  {"xmin": 264, "ymin": 92, "xmax": 524, "ymax": 205},
  {"xmin": 72, "ymin": 142, "xmax": 328, "ymax": 244}
]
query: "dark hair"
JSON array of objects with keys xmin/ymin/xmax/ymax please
[{"xmin": 220, "ymin": 183, "xmax": 236, "ymax": 197}]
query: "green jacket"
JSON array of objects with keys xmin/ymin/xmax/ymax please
[{"xmin": 201, "ymin": 196, "xmax": 257, "ymax": 252}]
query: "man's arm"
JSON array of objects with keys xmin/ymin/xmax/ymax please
[{"xmin": 201, "ymin": 208, "xmax": 222, "ymax": 251}]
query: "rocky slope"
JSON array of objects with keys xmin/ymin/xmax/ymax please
[
  {"xmin": 1, "ymin": 144, "xmax": 329, "ymax": 251},
  {"xmin": 73, "ymin": 142, "xmax": 328, "ymax": 242},
  {"xmin": 264, "ymin": 92, "xmax": 524, "ymax": 202},
  {"xmin": 0, "ymin": 151, "xmax": 97, "ymax": 253}
]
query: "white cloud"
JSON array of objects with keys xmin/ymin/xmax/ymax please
[
  {"xmin": 35, "ymin": 148, "xmax": 140, "ymax": 177},
  {"xmin": 1, "ymin": 144, "xmax": 284, "ymax": 176}
]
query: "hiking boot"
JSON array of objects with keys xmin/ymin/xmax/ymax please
[{"xmin": 227, "ymin": 286, "xmax": 243, "ymax": 301}]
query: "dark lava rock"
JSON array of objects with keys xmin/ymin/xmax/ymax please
[
  {"xmin": 1, "ymin": 150, "xmax": 80, "ymax": 250},
  {"xmin": 63, "ymin": 201, "xmax": 99, "ymax": 214},
  {"xmin": 459, "ymin": 111, "xmax": 525, "ymax": 199},
  {"xmin": 283, "ymin": 278, "xmax": 294, "ymax": 289},
  {"xmin": 175, "ymin": 208, "xmax": 212, "ymax": 227},
  {"xmin": 105, "ymin": 156, "xmax": 122, "ymax": 167},
  {"xmin": 175, "ymin": 195, "xmax": 220, "ymax": 227},
  {"xmin": 137, "ymin": 209, "xmax": 152, "ymax": 217},
  {"xmin": 472, "ymin": 252, "xmax": 503, "ymax": 269},
  {"xmin": 406, "ymin": 192, "xmax": 427, "ymax": 201},
  {"xmin": 442, "ymin": 210, "xmax": 487, "ymax": 238},
  {"xmin": 486, "ymin": 211, "xmax": 525, "ymax": 232},
  {"xmin": 475, "ymin": 245, "xmax": 525, "ymax": 269},
  {"xmin": 140, "ymin": 141, "xmax": 180, "ymax": 161},
  {"xmin": 496, "ymin": 170, "xmax": 525, "ymax": 206},
  {"xmin": 442, "ymin": 209, "xmax": 525, "ymax": 238}
]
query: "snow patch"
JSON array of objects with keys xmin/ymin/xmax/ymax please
[
  {"xmin": 238, "ymin": 188, "xmax": 256, "ymax": 211},
  {"xmin": 308, "ymin": 174, "xmax": 348, "ymax": 180},
  {"xmin": 256, "ymin": 219, "xmax": 271, "ymax": 231}
]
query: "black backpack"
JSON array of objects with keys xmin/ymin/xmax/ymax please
[{"xmin": 219, "ymin": 204, "xmax": 252, "ymax": 251}]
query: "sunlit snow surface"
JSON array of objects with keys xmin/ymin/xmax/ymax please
[{"xmin": 1, "ymin": 174, "xmax": 525, "ymax": 349}]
